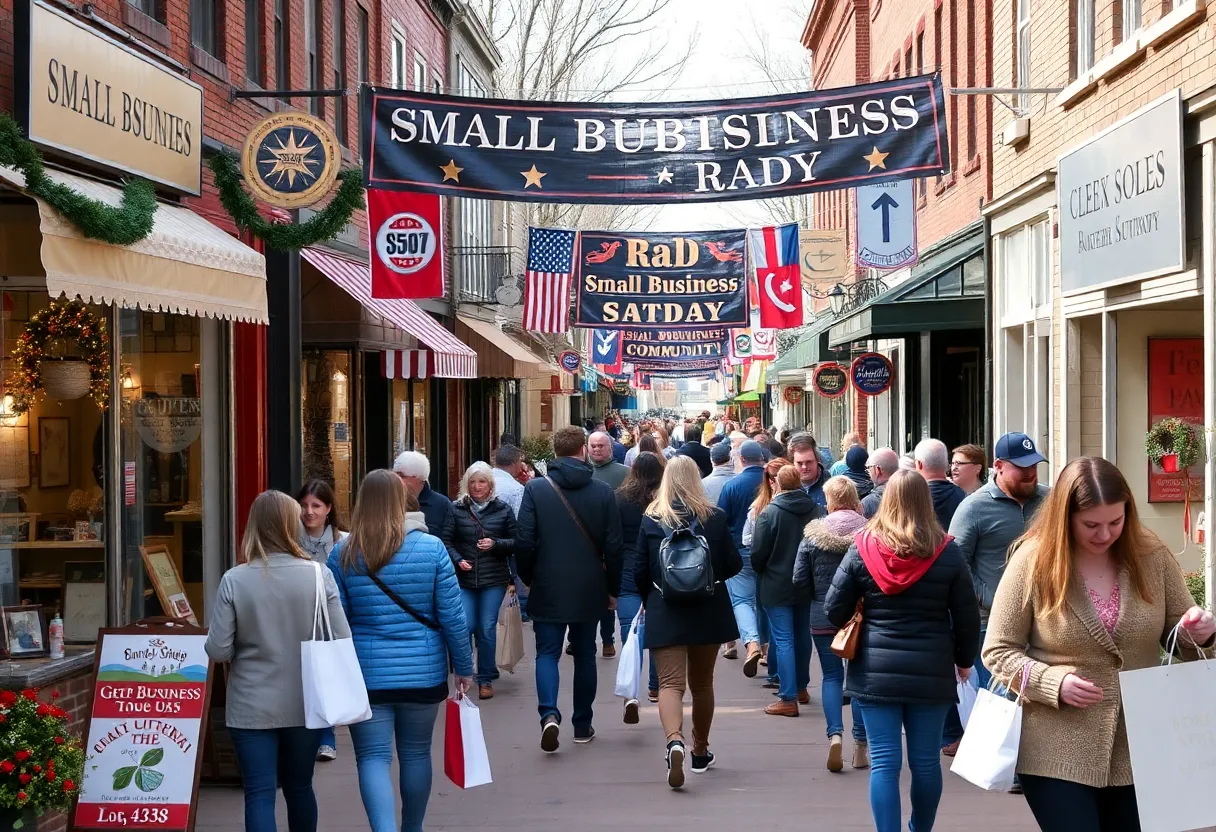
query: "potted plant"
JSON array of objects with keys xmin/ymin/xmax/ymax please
[
  {"xmin": 0, "ymin": 689, "xmax": 84, "ymax": 830},
  {"xmin": 1145, "ymin": 418, "xmax": 1203, "ymax": 473}
]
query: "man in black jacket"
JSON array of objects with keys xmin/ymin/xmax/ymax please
[
  {"xmin": 676, "ymin": 432, "xmax": 713, "ymax": 477},
  {"xmin": 393, "ymin": 450, "xmax": 456, "ymax": 561},
  {"xmin": 516, "ymin": 426, "xmax": 624, "ymax": 753}
]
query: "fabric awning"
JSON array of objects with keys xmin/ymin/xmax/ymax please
[
  {"xmin": 0, "ymin": 166, "xmax": 267, "ymax": 323},
  {"xmin": 301, "ymin": 247, "xmax": 476, "ymax": 378},
  {"xmin": 455, "ymin": 315, "xmax": 549, "ymax": 379}
]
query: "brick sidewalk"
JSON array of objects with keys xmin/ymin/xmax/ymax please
[{"xmin": 196, "ymin": 638, "xmax": 1035, "ymax": 830}]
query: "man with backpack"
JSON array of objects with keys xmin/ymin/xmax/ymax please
[{"xmin": 516, "ymin": 426, "xmax": 624, "ymax": 753}]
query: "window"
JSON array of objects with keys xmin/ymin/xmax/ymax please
[
  {"xmin": 965, "ymin": 0, "xmax": 976, "ymax": 159},
  {"xmin": 949, "ymin": 0, "xmax": 959, "ymax": 173},
  {"xmin": 1015, "ymin": 0, "xmax": 1031, "ymax": 110},
  {"xmin": 191, "ymin": 0, "xmax": 219, "ymax": 57},
  {"xmin": 413, "ymin": 53, "xmax": 427, "ymax": 92},
  {"xmin": 1076, "ymin": 0, "xmax": 1095, "ymax": 76},
  {"xmin": 357, "ymin": 6, "xmax": 369, "ymax": 151},
  {"xmin": 244, "ymin": 0, "xmax": 262, "ymax": 84},
  {"xmin": 1123, "ymin": 0, "xmax": 1142, "ymax": 36},
  {"xmin": 274, "ymin": 0, "xmax": 288, "ymax": 99},
  {"xmin": 390, "ymin": 29, "xmax": 406, "ymax": 89},
  {"xmin": 904, "ymin": 46, "xmax": 912, "ymax": 77},
  {"xmin": 333, "ymin": 0, "xmax": 347, "ymax": 143},
  {"xmin": 1000, "ymin": 218, "xmax": 1051, "ymax": 324},
  {"xmin": 433, "ymin": 76, "xmax": 442, "ymax": 95},
  {"xmin": 304, "ymin": 0, "xmax": 322, "ymax": 115},
  {"xmin": 127, "ymin": 0, "xmax": 164, "ymax": 25}
]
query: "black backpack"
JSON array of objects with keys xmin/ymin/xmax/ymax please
[{"xmin": 656, "ymin": 519, "xmax": 714, "ymax": 604}]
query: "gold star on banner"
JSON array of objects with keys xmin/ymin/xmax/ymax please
[
  {"xmin": 440, "ymin": 160, "xmax": 464, "ymax": 182},
  {"xmin": 863, "ymin": 146, "xmax": 890, "ymax": 171},
  {"xmin": 520, "ymin": 165, "xmax": 547, "ymax": 189},
  {"xmin": 656, "ymin": 167, "xmax": 674, "ymax": 185}
]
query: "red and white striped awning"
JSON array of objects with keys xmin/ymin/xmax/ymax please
[
  {"xmin": 300, "ymin": 247, "xmax": 476, "ymax": 378},
  {"xmin": 382, "ymin": 349, "xmax": 432, "ymax": 379}
]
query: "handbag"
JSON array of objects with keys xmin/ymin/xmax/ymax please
[
  {"xmin": 301, "ymin": 562, "xmax": 372, "ymax": 729},
  {"xmin": 547, "ymin": 477, "xmax": 605, "ymax": 569},
  {"xmin": 495, "ymin": 591, "xmax": 525, "ymax": 673},
  {"xmin": 950, "ymin": 662, "xmax": 1031, "ymax": 792},
  {"xmin": 830, "ymin": 599, "xmax": 864, "ymax": 659},
  {"xmin": 444, "ymin": 696, "xmax": 492, "ymax": 789}
]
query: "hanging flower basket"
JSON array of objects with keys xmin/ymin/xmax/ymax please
[
  {"xmin": 1145, "ymin": 417, "xmax": 1203, "ymax": 471},
  {"xmin": 8, "ymin": 300, "xmax": 109, "ymax": 413},
  {"xmin": 38, "ymin": 359, "xmax": 91, "ymax": 401}
]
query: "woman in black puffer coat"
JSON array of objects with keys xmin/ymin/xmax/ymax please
[
  {"xmin": 824, "ymin": 470, "xmax": 980, "ymax": 832},
  {"xmin": 452, "ymin": 462, "xmax": 517, "ymax": 700},
  {"xmin": 614, "ymin": 452, "xmax": 664, "ymax": 715}
]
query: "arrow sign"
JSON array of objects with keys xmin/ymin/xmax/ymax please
[
  {"xmin": 855, "ymin": 180, "xmax": 918, "ymax": 270},
  {"xmin": 871, "ymin": 192, "xmax": 898, "ymax": 243}
]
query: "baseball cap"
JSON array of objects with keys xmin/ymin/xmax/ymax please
[
  {"xmin": 738, "ymin": 440, "xmax": 766, "ymax": 464},
  {"xmin": 710, "ymin": 442, "xmax": 732, "ymax": 464},
  {"xmin": 995, "ymin": 432, "xmax": 1047, "ymax": 468}
]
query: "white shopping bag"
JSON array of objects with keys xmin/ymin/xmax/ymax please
[
  {"xmin": 956, "ymin": 671, "xmax": 979, "ymax": 729},
  {"xmin": 495, "ymin": 591, "xmax": 525, "ymax": 673},
  {"xmin": 950, "ymin": 664, "xmax": 1029, "ymax": 792},
  {"xmin": 1120, "ymin": 626, "xmax": 1216, "ymax": 832},
  {"xmin": 614, "ymin": 612, "xmax": 644, "ymax": 700},
  {"xmin": 301, "ymin": 562, "xmax": 372, "ymax": 729},
  {"xmin": 444, "ymin": 696, "xmax": 493, "ymax": 788}
]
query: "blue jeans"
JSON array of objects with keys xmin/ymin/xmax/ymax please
[
  {"xmin": 229, "ymin": 726, "xmax": 322, "ymax": 832},
  {"xmin": 858, "ymin": 701, "xmax": 952, "ymax": 832},
  {"xmin": 812, "ymin": 634, "xmax": 866, "ymax": 741},
  {"xmin": 348, "ymin": 702, "xmax": 440, "ymax": 832},
  {"xmin": 766, "ymin": 604, "xmax": 811, "ymax": 702},
  {"xmin": 616, "ymin": 593, "xmax": 659, "ymax": 693},
  {"xmin": 318, "ymin": 726, "xmax": 335, "ymax": 750},
  {"xmin": 534, "ymin": 620, "xmax": 597, "ymax": 735},
  {"xmin": 726, "ymin": 558, "xmax": 759, "ymax": 645},
  {"xmin": 461, "ymin": 585, "xmax": 508, "ymax": 685}
]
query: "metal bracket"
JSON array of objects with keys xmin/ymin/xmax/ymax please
[{"xmin": 950, "ymin": 86, "xmax": 1064, "ymax": 119}]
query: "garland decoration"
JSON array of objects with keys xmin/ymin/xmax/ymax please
[
  {"xmin": 9, "ymin": 300, "xmax": 110, "ymax": 413},
  {"xmin": 208, "ymin": 150, "xmax": 364, "ymax": 250},
  {"xmin": 0, "ymin": 112, "xmax": 157, "ymax": 246},
  {"xmin": 1145, "ymin": 417, "xmax": 1202, "ymax": 470}
]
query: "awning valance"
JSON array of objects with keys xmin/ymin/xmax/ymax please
[
  {"xmin": 455, "ymin": 315, "xmax": 549, "ymax": 379},
  {"xmin": 0, "ymin": 166, "xmax": 267, "ymax": 323},
  {"xmin": 301, "ymin": 247, "xmax": 476, "ymax": 378}
]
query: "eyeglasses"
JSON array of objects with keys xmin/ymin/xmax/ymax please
[{"xmin": 951, "ymin": 460, "xmax": 979, "ymax": 468}]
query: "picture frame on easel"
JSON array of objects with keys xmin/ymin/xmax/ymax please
[{"xmin": 139, "ymin": 544, "xmax": 199, "ymax": 626}]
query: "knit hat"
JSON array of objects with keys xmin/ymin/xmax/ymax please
[
  {"xmin": 845, "ymin": 445, "xmax": 869, "ymax": 473},
  {"xmin": 710, "ymin": 442, "xmax": 732, "ymax": 465}
]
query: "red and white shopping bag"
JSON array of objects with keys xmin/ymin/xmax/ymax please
[{"xmin": 444, "ymin": 695, "xmax": 492, "ymax": 788}]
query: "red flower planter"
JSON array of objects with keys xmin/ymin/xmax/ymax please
[{"xmin": 1162, "ymin": 453, "xmax": 1180, "ymax": 473}]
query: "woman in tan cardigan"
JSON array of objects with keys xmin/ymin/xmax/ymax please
[{"xmin": 984, "ymin": 457, "xmax": 1215, "ymax": 831}]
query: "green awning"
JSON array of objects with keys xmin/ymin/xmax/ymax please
[
  {"xmin": 732, "ymin": 391, "xmax": 761, "ymax": 403},
  {"xmin": 828, "ymin": 221, "xmax": 986, "ymax": 348}
]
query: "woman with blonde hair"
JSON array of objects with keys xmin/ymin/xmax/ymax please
[
  {"xmin": 984, "ymin": 457, "xmax": 1215, "ymax": 830},
  {"xmin": 206, "ymin": 490, "xmax": 352, "ymax": 832},
  {"xmin": 824, "ymin": 470, "xmax": 981, "ymax": 832},
  {"xmin": 637, "ymin": 456, "xmax": 742, "ymax": 789},
  {"xmin": 327, "ymin": 470, "xmax": 473, "ymax": 832}
]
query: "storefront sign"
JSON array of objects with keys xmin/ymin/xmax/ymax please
[
  {"xmin": 621, "ymin": 328, "xmax": 728, "ymax": 364},
  {"xmin": 1058, "ymin": 92, "xmax": 1185, "ymax": 295},
  {"xmin": 369, "ymin": 189, "xmax": 445, "ymax": 298},
  {"xmin": 242, "ymin": 112, "xmax": 341, "ymax": 209},
  {"xmin": 1147, "ymin": 338, "xmax": 1204, "ymax": 503},
  {"xmin": 558, "ymin": 350, "xmax": 581, "ymax": 373},
  {"xmin": 20, "ymin": 0, "xmax": 204, "ymax": 194},
  {"xmin": 812, "ymin": 363, "xmax": 849, "ymax": 399},
  {"xmin": 74, "ymin": 626, "xmax": 213, "ymax": 831},
  {"xmin": 855, "ymin": 179, "xmax": 918, "ymax": 270},
  {"xmin": 133, "ymin": 398, "xmax": 202, "ymax": 454},
  {"xmin": 798, "ymin": 229, "xmax": 849, "ymax": 289},
  {"xmin": 850, "ymin": 352, "xmax": 893, "ymax": 396},
  {"xmin": 783, "ymin": 386, "xmax": 805, "ymax": 405},
  {"xmin": 577, "ymin": 230, "xmax": 748, "ymax": 328},
  {"xmin": 362, "ymin": 75, "xmax": 950, "ymax": 204}
]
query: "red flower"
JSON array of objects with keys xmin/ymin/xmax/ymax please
[
  {"xmin": 0, "ymin": 690, "xmax": 17, "ymax": 707},
  {"xmin": 0, "ymin": 714, "xmax": 9, "ymax": 724},
  {"xmin": 50, "ymin": 690, "xmax": 59, "ymax": 699},
  {"xmin": 14, "ymin": 751, "xmax": 30, "ymax": 762},
  {"xmin": 0, "ymin": 762, "xmax": 14, "ymax": 774},
  {"xmin": 18, "ymin": 774, "xmax": 30, "ymax": 785},
  {"xmin": 45, "ymin": 771, "xmax": 54, "ymax": 782},
  {"xmin": 20, "ymin": 689, "xmax": 36, "ymax": 701},
  {"xmin": 32, "ymin": 765, "xmax": 40, "ymax": 773},
  {"xmin": 62, "ymin": 779, "xmax": 74, "ymax": 792},
  {"xmin": 17, "ymin": 791, "xmax": 27, "ymax": 801},
  {"xmin": 53, "ymin": 737, "xmax": 63, "ymax": 745},
  {"xmin": 36, "ymin": 703, "xmax": 50, "ymax": 717}
]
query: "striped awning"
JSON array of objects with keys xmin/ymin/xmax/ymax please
[
  {"xmin": 301, "ymin": 248, "xmax": 476, "ymax": 378},
  {"xmin": 382, "ymin": 349, "xmax": 432, "ymax": 379}
]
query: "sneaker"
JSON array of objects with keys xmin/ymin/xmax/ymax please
[
  {"xmin": 666, "ymin": 740, "xmax": 686, "ymax": 789},
  {"xmin": 852, "ymin": 741, "xmax": 870, "ymax": 769},
  {"xmin": 602, "ymin": 642, "xmax": 616, "ymax": 659},
  {"xmin": 574, "ymin": 727, "xmax": 596, "ymax": 744},
  {"xmin": 764, "ymin": 700, "xmax": 799, "ymax": 717},
  {"xmin": 648, "ymin": 688, "xmax": 659, "ymax": 703},
  {"xmin": 722, "ymin": 642, "xmax": 738, "ymax": 660},
  {"xmin": 316, "ymin": 745, "xmax": 336, "ymax": 762},
  {"xmin": 623, "ymin": 699, "xmax": 640, "ymax": 725},
  {"xmin": 478, "ymin": 684, "xmax": 494, "ymax": 700},
  {"xmin": 762, "ymin": 681, "xmax": 780, "ymax": 689},
  {"xmin": 827, "ymin": 735, "xmax": 843, "ymax": 772},
  {"xmin": 540, "ymin": 716, "xmax": 560, "ymax": 753},
  {"xmin": 690, "ymin": 750, "xmax": 716, "ymax": 773}
]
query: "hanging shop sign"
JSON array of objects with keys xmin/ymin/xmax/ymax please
[
  {"xmin": 74, "ymin": 622, "xmax": 214, "ymax": 831},
  {"xmin": 612, "ymin": 380, "xmax": 632, "ymax": 396},
  {"xmin": 621, "ymin": 328, "xmax": 728, "ymax": 364},
  {"xmin": 19, "ymin": 0, "xmax": 204, "ymax": 194},
  {"xmin": 1057, "ymin": 91, "xmax": 1185, "ymax": 295},
  {"xmin": 577, "ymin": 230, "xmax": 748, "ymax": 327},
  {"xmin": 369, "ymin": 189, "xmax": 445, "ymax": 299},
  {"xmin": 1147, "ymin": 337, "xmax": 1204, "ymax": 503},
  {"xmin": 558, "ymin": 350, "xmax": 582, "ymax": 373},
  {"xmin": 362, "ymin": 74, "xmax": 950, "ymax": 205},
  {"xmin": 812, "ymin": 363, "xmax": 849, "ymax": 399},
  {"xmin": 798, "ymin": 229, "xmax": 850, "ymax": 289},
  {"xmin": 592, "ymin": 330, "xmax": 622, "ymax": 367},
  {"xmin": 783, "ymin": 386, "xmax": 805, "ymax": 405},
  {"xmin": 241, "ymin": 112, "xmax": 341, "ymax": 209},
  {"xmin": 134, "ymin": 397, "xmax": 203, "ymax": 454},
  {"xmin": 850, "ymin": 352, "xmax": 894, "ymax": 396},
  {"xmin": 856, "ymin": 179, "xmax": 918, "ymax": 270}
]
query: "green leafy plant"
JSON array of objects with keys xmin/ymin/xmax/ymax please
[
  {"xmin": 1185, "ymin": 570, "xmax": 1206, "ymax": 608},
  {"xmin": 112, "ymin": 748, "xmax": 164, "ymax": 792},
  {"xmin": 0, "ymin": 688, "xmax": 84, "ymax": 815},
  {"xmin": 520, "ymin": 435, "xmax": 554, "ymax": 463},
  {"xmin": 1145, "ymin": 418, "xmax": 1203, "ymax": 469},
  {"xmin": 0, "ymin": 113, "xmax": 156, "ymax": 246}
]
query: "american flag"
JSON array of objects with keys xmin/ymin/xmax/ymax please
[{"xmin": 523, "ymin": 227, "xmax": 576, "ymax": 333}]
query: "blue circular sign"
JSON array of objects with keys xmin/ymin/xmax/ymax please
[
  {"xmin": 851, "ymin": 352, "xmax": 893, "ymax": 396},
  {"xmin": 559, "ymin": 350, "xmax": 582, "ymax": 373}
]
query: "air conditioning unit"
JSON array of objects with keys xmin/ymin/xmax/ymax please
[{"xmin": 1001, "ymin": 118, "xmax": 1030, "ymax": 147}]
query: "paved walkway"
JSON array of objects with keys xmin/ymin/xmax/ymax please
[{"xmin": 196, "ymin": 635, "xmax": 1036, "ymax": 830}]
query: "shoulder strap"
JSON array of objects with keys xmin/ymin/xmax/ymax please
[
  {"xmin": 367, "ymin": 570, "xmax": 441, "ymax": 631},
  {"xmin": 547, "ymin": 477, "xmax": 603, "ymax": 563}
]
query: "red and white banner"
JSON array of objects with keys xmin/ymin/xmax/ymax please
[
  {"xmin": 749, "ymin": 222, "xmax": 804, "ymax": 329},
  {"xmin": 381, "ymin": 349, "xmax": 431, "ymax": 379},
  {"xmin": 369, "ymin": 189, "xmax": 444, "ymax": 299}
]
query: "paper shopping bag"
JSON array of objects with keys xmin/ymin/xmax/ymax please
[
  {"xmin": 495, "ymin": 592, "xmax": 525, "ymax": 673},
  {"xmin": 302, "ymin": 563, "xmax": 371, "ymax": 729},
  {"xmin": 614, "ymin": 612, "xmax": 644, "ymax": 700},
  {"xmin": 444, "ymin": 696, "xmax": 492, "ymax": 789},
  {"xmin": 1121, "ymin": 657, "xmax": 1216, "ymax": 832},
  {"xmin": 956, "ymin": 673, "xmax": 979, "ymax": 730},
  {"xmin": 949, "ymin": 688, "xmax": 1022, "ymax": 791}
]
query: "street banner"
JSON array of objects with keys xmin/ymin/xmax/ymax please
[
  {"xmin": 576, "ymin": 230, "xmax": 748, "ymax": 328},
  {"xmin": 621, "ymin": 328, "xmax": 728, "ymax": 365},
  {"xmin": 728, "ymin": 328, "xmax": 752, "ymax": 365},
  {"xmin": 749, "ymin": 310, "xmax": 777, "ymax": 360},
  {"xmin": 369, "ymin": 189, "xmax": 445, "ymax": 299},
  {"xmin": 799, "ymin": 228, "xmax": 850, "ymax": 289},
  {"xmin": 362, "ymin": 75, "xmax": 950, "ymax": 205},
  {"xmin": 856, "ymin": 179, "xmax": 918, "ymax": 270},
  {"xmin": 592, "ymin": 330, "xmax": 623, "ymax": 374},
  {"xmin": 523, "ymin": 227, "xmax": 577, "ymax": 333},
  {"xmin": 750, "ymin": 223, "xmax": 804, "ymax": 329},
  {"xmin": 632, "ymin": 356, "xmax": 723, "ymax": 374}
]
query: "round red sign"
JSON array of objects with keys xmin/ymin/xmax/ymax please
[
  {"xmin": 812, "ymin": 363, "xmax": 849, "ymax": 399},
  {"xmin": 782, "ymin": 386, "xmax": 805, "ymax": 405}
]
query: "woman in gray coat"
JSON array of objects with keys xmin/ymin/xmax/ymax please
[{"xmin": 205, "ymin": 490, "xmax": 350, "ymax": 832}]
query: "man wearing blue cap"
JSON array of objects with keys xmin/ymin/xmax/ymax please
[{"xmin": 717, "ymin": 440, "xmax": 769, "ymax": 675}]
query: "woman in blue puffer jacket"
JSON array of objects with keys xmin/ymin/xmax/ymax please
[{"xmin": 328, "ymin": 469, "xmax": 473, "ymax": 832}]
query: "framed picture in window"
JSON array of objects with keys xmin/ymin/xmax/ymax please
[
  {"xmin": 1, "ymin": 605, "xmax": 47, "ymax": 658},
  {"xmin": 38, "ymin": 417, "xmax": 70, "ymax": 488}
]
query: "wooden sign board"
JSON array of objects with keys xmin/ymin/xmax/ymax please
[
  {"xmin": 73, "ymin": 619, "xmax": 213, "ymax": 831},
  {"xmin": 63, "ymin": 561, "xmax": 106, "ymax": 643},
  {"xmin": 139, "ymin": 545, "xmax": 198, "ymax": 626}
]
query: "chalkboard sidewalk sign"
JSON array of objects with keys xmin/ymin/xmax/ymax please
[{"xmin": 72, "ymin": 618, "xmax": 213, "ymax": 831}]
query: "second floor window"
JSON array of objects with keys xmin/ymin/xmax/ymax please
[
  {"xmin": 190, "ymin": 0, "xmax": 218, "ymax": 57},
  {"xmin": 304, "ymin": 0, "xmax": 322, "ymax": 114},
  {"xmin": 274, "ymin": 0, "xmax": 288, "ymax": 99},
  {"xmin": 1015, "ymin": 0, "xmax": 1030, "ymax": 110},
  {"xmin": 333, "ymin": 0, "xmax": 346, "ymax": 142},
  {"xmin": 244, "ymin": 0, "xmax": 262, "ymax": 84},
  {"xmin": 1076, "ymin": 0, "xmax": 1095, "ymax": 76},
  {"xmin": 126, "ymin": 0, "xmax": 164, "ymax": 24},
  {"xmin": 413, "ymin": 54, "xmax": 427, "ymax": 92},
  {"xmin": 357, "ymin": 6, "xmax": 369, "ymax": 152},
  {"xmin": 1123, "ymin": 0, "xmax": 1142, "ymax": 37},
  {"xmin": 391, "ymin": 31, "xmax": 406, "ymax": 89}
]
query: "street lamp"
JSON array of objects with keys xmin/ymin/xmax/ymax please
[{"xmin": 828, "ymin": 284, "xmax": 845, "ymax": 317}]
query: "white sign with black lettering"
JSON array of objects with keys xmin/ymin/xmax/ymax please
[{"xmin": 1058, "ymin": 91, "xmax": 1185, "ymax": 295}]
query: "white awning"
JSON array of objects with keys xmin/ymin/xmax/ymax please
[{"xmin": 0, "ymin": 166, "xmax": 267, "ymax": 323}]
